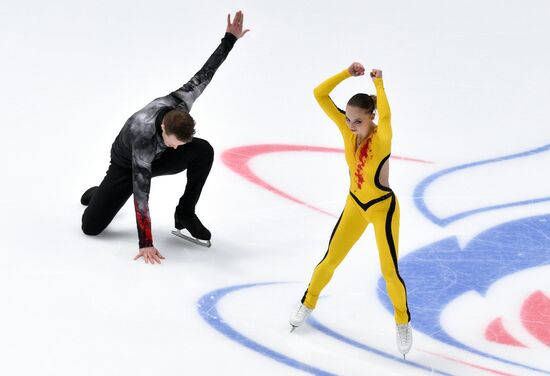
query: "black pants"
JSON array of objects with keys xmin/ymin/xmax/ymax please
[{"xmin": 82, "ymin": 138, "xmax": 214, "ymax": 235}]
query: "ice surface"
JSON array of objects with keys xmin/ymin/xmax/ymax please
[{"xmin": 1, "ymin": 0, "xmax": 549, "ymax": 375}]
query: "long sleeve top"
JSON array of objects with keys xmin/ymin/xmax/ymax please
[
  {"xmin": 313, "ymin": 69, "xmax": 393, "ymax": 204},
  {"xmin": 109, "ymin": 33, "xmax": 237, "ymax": 248}
]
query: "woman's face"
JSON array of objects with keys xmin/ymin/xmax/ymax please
[{"xmin": 345, "ymin": 105, "xmax": 374, "ymax": 138}]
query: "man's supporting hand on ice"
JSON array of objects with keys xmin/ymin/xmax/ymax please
[{"xmin": 134, "ymin": 247, "xmax": 166, "ymax": 265}]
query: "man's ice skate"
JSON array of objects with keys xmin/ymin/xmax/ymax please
[
  {"xmin": 172, "ymin": 213, "xmax": 212, "ymax": 248},
  {"xmin": 396, "ymin": 323, "xmax": 412, "ymax": 359},
  {"xmin": 289, "ymin": 304, "xmax": 313, "ymax": 332}
]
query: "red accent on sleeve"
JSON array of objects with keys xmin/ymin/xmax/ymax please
[{"xmin": 134, "ymin": 197, "xmax": 153, "ymax": 248}]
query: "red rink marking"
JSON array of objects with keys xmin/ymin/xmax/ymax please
[
  {"xmin": 221, "ymin": 144, "xmax": 536, "ymax": 374},
  {"xmin": 521, "ymin": 290, "xmax": 550, "ymax": 347},
  {"xmin": 221, "ymin": 144, "xmax": 433, "ymax": 217},
  {"xmin": 420, "ymin": 349, "xmax": 516, "ymax": 376},
  {"xmin": 485, "ymin": 317, "xmax": 526, "ymax": 347}
]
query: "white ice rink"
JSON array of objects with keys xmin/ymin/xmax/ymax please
[{"xmin": 1, "ymin": 1, "xmax": 550, "ymax": 375}]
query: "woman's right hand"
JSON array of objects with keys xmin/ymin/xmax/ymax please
[{"xmin": 348, "ymin": 62, "xmax": 365, "ymax": 77}]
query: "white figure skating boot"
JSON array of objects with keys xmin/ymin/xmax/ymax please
[
  {"xmin": 289, "ymin": 304, "xmax": 313, "ymax": 332},
  {"xmin": 396, "ymin": 323, "xmax": 413, "ymax": 359}
]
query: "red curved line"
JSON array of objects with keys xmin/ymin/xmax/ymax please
[
  {"xmin": 221, "ymin": 144, "xmax": 433, "ymax": 217},
  {"xmin": 420, "ymin": 349, "xmax": 517, "ymax": 376},
  {"xmin": 221, "ymin": 145, "xmax": 338, "ymax": 217}
]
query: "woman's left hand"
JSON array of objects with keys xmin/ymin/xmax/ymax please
[{"xmin": 370, "ymin": 69, "xmax": 383, "ymax": 80}]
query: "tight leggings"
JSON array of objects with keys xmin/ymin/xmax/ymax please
[{"xmin": 301, "ymin": 191, "xmax": 410, "ymax": 324}]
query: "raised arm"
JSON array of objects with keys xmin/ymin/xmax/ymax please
[
  {"xmin": 171, "ymin": 11, "xmax": 249, "ymax": 111},
  {"xmin": 370, "ymin": 69, "xmax": 392, "ymax": 138},
  {"xmin": 313, "ymin": 62, "xmax": 368, "ymax": 132},
  {"xmin": 313, "ymin": 69, "xmax": 352, "ymax": 125}
]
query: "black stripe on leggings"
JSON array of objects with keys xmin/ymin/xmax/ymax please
[
  {"xmin": 350, "ymin": 191, "xmax": 392, "ymax": 211},
  {"xmin": 301, "ymin": 209, "xmax": 344, "ymax": 304},
  {"xmin": 385, "ymin": 194, "xmax": 411, "ymax": 322}
]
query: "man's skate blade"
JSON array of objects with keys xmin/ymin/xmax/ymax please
[
  {"xmin": 171, "ymin": 230, "xmax": 211, "ymax": 248},
  {"xmin": 290, "ymin": 325, "xmax": 297, "ymax": 333}
]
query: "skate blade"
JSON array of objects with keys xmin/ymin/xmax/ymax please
[
  {"xmin": 290, "ymin": 325, "xmax": 297, "ymax": 333},
  {"xmin": 171, "ymin": 230, "xmax": 212, "ymax": 248}
]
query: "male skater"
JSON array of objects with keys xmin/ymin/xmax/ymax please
[{"xmin": 81, "ymin": 11, "xmax": 249, "ymax": 264}]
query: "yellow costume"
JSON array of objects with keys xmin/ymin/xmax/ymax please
[{"xmin": 301, "ymin": 69, "xmax": 410, "ymax": 324}]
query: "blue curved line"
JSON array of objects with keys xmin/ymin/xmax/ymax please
[
  {"xmin": 197, "ymin": 282, "xmax": 336, "ymax": 375},
  {"xmin": 440, "ymin": 196, "xmax": 550, "ymax": 225},
  {"xmin": 197, "ymin": 283, "xmax": 468, "ymax": 375},
  {"xmin": 307, "ymin": 317, "xmax": 452, "ymax": 376},
  {"xmin": 414, "ymin": 143, "xmax": 550, "ymax": 226}
]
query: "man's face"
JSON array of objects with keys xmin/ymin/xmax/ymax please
[{"xmin": 161, "ymin": 123, "xmax": 188, "ymax": 149}]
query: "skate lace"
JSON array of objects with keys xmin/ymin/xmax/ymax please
[
  {"xmin": 296, "ymin": 305, "xmax": 311, "ymax": 320},
  {"xmin": 397, "ymin": 324, "xmax": 410, "ymax": 344}
]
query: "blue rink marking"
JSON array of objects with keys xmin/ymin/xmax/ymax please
[
  {"xmin": 414, "ymin": 143, "xmax": 550, "ymax": 226},
  {"xmin": 197, "ymin": 282, "xmax": 336, "ymax": 376},
  {"xmin": 376, "ymin": 215, "xmax": 550, "ymax": 374},
  {"xmin": 393, "ymin": 142, "xmax": 550, "ymax": 374},
  {"xmin": 197, "ymin": 144, "xmax": 550, "ymax": 375},
  {"xmin": 198, "ymin": 282, "xmax": 450, "ymax": 375}
]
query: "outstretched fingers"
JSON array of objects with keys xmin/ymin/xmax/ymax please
[
  {"xmin": 133, "ymin": 249, "xmax": 164, "ymax": 264},
  {"xmin": 226, "ymin": 10, "xmax": 250, "ymax": 39}
]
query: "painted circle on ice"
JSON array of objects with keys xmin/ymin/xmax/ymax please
[
  {"xmin": 414, "ymin": 143, "xmax": 550, "ymax": 227},
  {"xmin": 198, "ymin": 283, "xmax": 518, "ymax": 375},
  {"xmin": 216, "ymin": 143, "xmax": 550, "ymax": 374},
  {"xmin": 221, "ymin": 144, "xmax": 432, "ymax": 217},
  {"xmin": 378, "ymin": 143, "xmax": 550, "ymax": 374},
  {"xmin": 376, "ymin": 214, "xmax": 550, "ymax": 373}
]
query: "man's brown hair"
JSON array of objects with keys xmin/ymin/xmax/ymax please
[{"xmin": 163, "ymin": 110, "xmax": 196, "ymax": 141}]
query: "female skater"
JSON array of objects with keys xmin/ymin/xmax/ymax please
[{"xmin": 289, "ymin": 63, "xmax": 412, "ymax": 357}]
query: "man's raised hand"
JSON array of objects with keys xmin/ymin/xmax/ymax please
[{"xmin": 227, "ymin": 10, "xmax": 250, "ymax": 39}]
